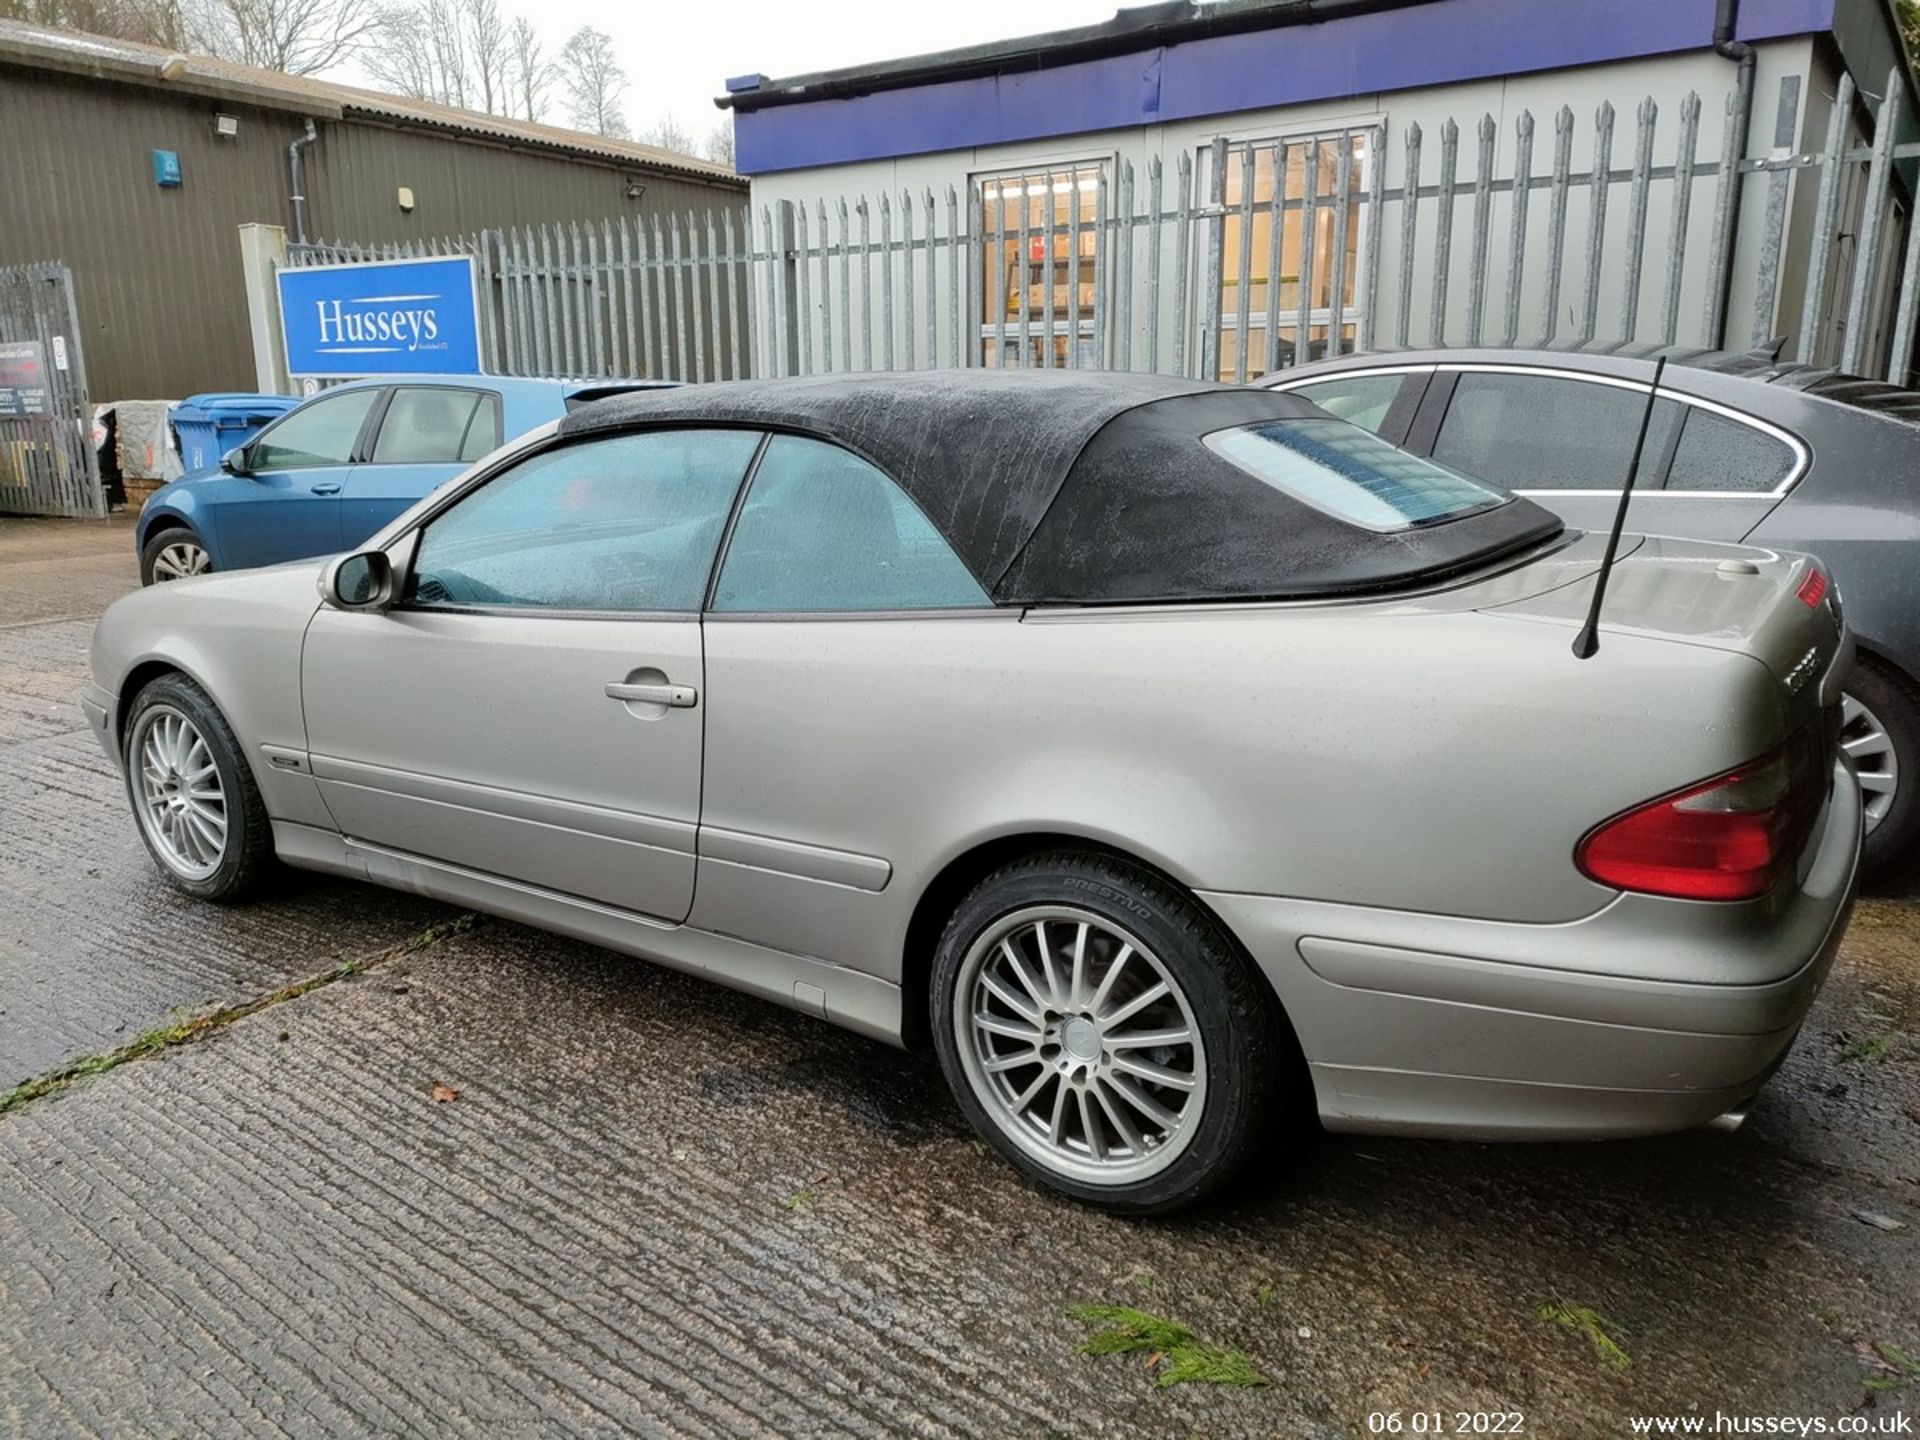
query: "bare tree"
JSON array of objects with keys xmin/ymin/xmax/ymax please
[
  {"xmin": 560, "ymin": 24, "xmax": 628, "ymax": 138},
  {"xmin": 0, "ymin": 0, "xmax": 190, "ymax": 46},
  {"xmin": 194, "ymin": 0, "xmax": 373, "ymax": 74},
  {"xmin": 506, "ymin": 15, "xmax": 555, "ymax": 122},
  {"xmin": 704, "ymin": 117, "xmax": 734, "ymax": 168},
  {"xmin": 460, "ymin": 0, "xmax": 507, "ymax": 115},
  {"xmin": 363, "ymin": 0, "xmax": 516, "ymax": 113},
  {"xmin": 634, "ymin": 113, "xmax": 697, "ymax": 157}
]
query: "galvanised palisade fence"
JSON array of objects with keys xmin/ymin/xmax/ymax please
[
  {"xmin": 0, "ymin": 261, "xmax": 101, "ymax": 518},
  {"xmin": 288, "ymin": 68, "xmax": 1920, "ymax": 391}
]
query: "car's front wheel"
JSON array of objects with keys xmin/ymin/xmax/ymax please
[
  {"xmin": 123, "ymin": 674, "xmax": 273, "ymax": 902},
  {"xmin": 140, "ymin": 528, "xmax": 212, "ymax": 585},
  {"xmin": 930, "ymin": 851, "xmax": 1292, "ymax": 1214}
]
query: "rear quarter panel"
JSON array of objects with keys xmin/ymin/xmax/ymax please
[{"xmin": 695, "ymin": 598, "xmax": 1788, "ymax": 983}]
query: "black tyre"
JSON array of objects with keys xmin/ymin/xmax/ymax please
[
  {"xmin": 140, "ymin": 527, "xmax": 213, "ymax": 586},
  {"xmin": 1848, "ymin": 656, "xmax": 1920, "ymax": 878},
  {"xmin": 929, "ymin": 849, "xmax": 1293, "ymax": 1215},
  {"xmin": 122, "ymin": 673, "xmax": 274, "ymax": 902}
]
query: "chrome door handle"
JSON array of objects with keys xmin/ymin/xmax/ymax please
[
  {"xmin": 310, "ymin": 481, "xmax": 342, "ymax": 494},
  {"xmin": 605, "ymin": 680, "xmax": 697, "ymax": 707}
]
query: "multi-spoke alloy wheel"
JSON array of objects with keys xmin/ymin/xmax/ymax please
[
  {"xmin": 131, "ymin": 705, "xmax": 228, "ymax": 880},
  {"xmin": 1841, "ymin": 690, "xmax": 1899, "ymax": 837},
  {"xmin": 933, "ymin": 854, "xmax": 1290, "ymax": 1213},
  {"xmin": 150, "ymin": 539, "xmax": 210, "ymax": 581},
  {"xmin": 956, "ymin": 905, "xmax": 1209, "ymax": 1185}
]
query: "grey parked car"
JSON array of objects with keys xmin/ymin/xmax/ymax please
[
  {"xmin": 1263, "ymin": 345, "xmax": 1920, "ymax": 874},
  {"xmin": 84, "ymin": 372, "xmax": 1858, "ymax": 1213}
]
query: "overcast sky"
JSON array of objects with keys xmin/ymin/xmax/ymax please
[{"xmin": 474, "ymin": 0, "xmax": 1120, "ymax": 146}]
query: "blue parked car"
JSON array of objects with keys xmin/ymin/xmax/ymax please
[{"xmin": 137, "ymin": 376, "xmax": 664, "ymax": 584}]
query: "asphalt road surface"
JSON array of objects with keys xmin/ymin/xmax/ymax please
[{"xmin": 2, "ymin": 513, "xmax": 1915, "ymax": 1438}]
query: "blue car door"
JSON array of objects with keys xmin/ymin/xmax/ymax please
[
  {"xmin": 208, "ymin": 386, "xmax": 384, "ymax": 570},
  {"xmin": 336, "ymin": 386, "xmax": 503, "ymax": 549}
]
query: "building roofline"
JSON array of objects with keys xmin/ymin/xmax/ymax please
[
  {"xmin": 0, "ymin": 17, "xmax": 746, "ymax": 186},
  {"xmin": 716, "ymin": 0, "xmax": 1416, "ymax": 113}
]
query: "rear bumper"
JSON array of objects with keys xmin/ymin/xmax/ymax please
[{"xmin": 1201, "ymin": 758, "xmax": 1861, "ymax": 1140}]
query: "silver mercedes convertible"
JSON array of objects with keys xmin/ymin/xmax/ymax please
[{"xmin": 85, "ymin": 371, "xmax": 1861, "ymax": 1213}]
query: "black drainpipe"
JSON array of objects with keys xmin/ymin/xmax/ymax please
[
  {"xmin": 1710, "ymin": 0, "xmax": 1756, "ymax": 348},
  {"xmin": 288, "ymin": 119, "xmax": 319, "ymax": 245}
]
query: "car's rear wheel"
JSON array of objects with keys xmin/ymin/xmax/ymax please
[
  {"xmin": 930, "ymin": 851, "xmax": 1291, "ymax": 1214},
  {"xmin": 1846, "ymin": 657, "xmax": 1920, "ymax": 878},
  {"xmin": 141, "ymin": 528, "xmax": 212, "ymax": 585},
  {"xmin": 123, "ymin": 674, "xmax": 273, "ymax": 902}
]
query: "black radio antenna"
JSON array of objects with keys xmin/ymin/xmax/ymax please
[{"xmin": 1572, "ymin": 355, "xmax": 1667, "ymax": 660}]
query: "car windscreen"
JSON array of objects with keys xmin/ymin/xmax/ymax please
[{"xmin": 1204, "ymin": 419, "xmax": 1509, "ymax": 531}]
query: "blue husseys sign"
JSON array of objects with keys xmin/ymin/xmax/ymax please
[{"xmin": 278, "ymin": 256, "xmax": 481, "ymax": 378}]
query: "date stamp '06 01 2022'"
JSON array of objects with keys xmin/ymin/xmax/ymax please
[{"xmin": 1368, "ymin": 1415, "xmax": 1525, "ymax": 1435}]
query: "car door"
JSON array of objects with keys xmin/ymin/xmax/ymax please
[
  {"xmin": 1416, "ymin": 367, "xmax": 1803, "ymax": 541},
  {"xmin": 692, "ymin": 433, "xmax": 1009, "ymax": 971},
  {"xmin": 208, "ymin": 386, "xmax": 382, "ymax": 569},
  {"xmin": 300, "ymin": 426, "xmax": 763, "ymax": 923},
  {"xmin": 336, "ymin": 386, "xmax": 504, "ymax": 549}
]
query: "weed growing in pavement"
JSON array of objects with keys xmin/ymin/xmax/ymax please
[
  {"xmin": 1067, "ymin": 1303, "xmax": 1269, "ymax": 1388},
  {"xmin": 0, "ymin": 914, "xmax": 480, "ymax": 1117},
  {"xmin": 1537, "ymin": 1300, "xmax": 1631, "ymax": 1371},
  {"xmin": 1840, "ymin": 1034, "xmax": 1893, "ymax": 1063}
]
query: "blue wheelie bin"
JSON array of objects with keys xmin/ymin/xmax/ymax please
[{"xmin": 169, "ymin": 392, "xmax": 301, "ymax": 475}]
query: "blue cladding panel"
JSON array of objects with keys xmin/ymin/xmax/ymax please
[{"xmin": 733, "ymin": 0, "xmax": 1836, "ymax": 175}]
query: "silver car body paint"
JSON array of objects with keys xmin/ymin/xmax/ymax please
[{"xmin": 85, "ymin": 419, "xmax": 1860, "ymax": 1142}]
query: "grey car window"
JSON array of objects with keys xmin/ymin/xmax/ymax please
[
  {"xmin": 408, "ymin": 429, "xmax": 761, "ymax": 612},
  {"xmin": 712, "ymin": 435, "xmax": 990, "ymax": 613},
  {"xmin": 457, "ymin": 393, "xmax": 503, "ymax": 463},
  {"xmin": 372, "ymin": 388, "xmax": 484, "ymax": 464},
  {"xmin": 1433, "ymin": 372, "xmax": 1682, "ymax": 490},
  {"xmin": 1664, "ymin": 407, "xmax": 1796, "ymax": 492},
  {"xmin": 249, "ymin": 388, "xmax": 380, "ymax": 470},
  {"xmin": 1287, "ymin": 374, "xmax": 1404, "ymax": 433}
]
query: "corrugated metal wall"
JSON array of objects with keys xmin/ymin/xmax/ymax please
[{"xmin": 0, "ymin": 64, "xmax": 746, "ymax": 400}]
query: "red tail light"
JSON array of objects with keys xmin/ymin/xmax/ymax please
[
  {"xmin": 1795, "ymin": 567, "xmax": 1828, "ymax": 609},
  {"xmin": 1576, "ymin": 733, "xmax": 1825, "ymax": 901}
]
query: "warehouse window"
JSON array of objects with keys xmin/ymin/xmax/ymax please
[
  {"xmin": 1208, "ymin": 130, "xmax": 1371, "ymax": 382},
  {"xmin": 975, "ymin": 161, "xmax": 1109, "ymax": 369}
]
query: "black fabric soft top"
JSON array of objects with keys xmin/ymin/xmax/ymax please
[{"xmin": 558, "ymin": 369, "xmax": 1564, "ymax": 605}]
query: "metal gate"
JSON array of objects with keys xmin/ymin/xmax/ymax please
[{"xmin": 0, "ymin": 262, "xmax": 101, "ymax": 518}]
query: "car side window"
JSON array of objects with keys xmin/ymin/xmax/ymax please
[
  {"xmin": 371, "ymin": 388, "xmax": 491, "ymax": 465},
  {"xmin": 458, "ymin": 393, "xmax": 503, "ymax": 463},
  {"xmin": 712, "ymin": 435, "xmax": 991, "ymax": 613},
  {"xmin": 408, "ymin": 428, "xmax": 761, "ymax": 613},
  {"xmin": 1432, "ymin": 372, "xmax": 1682, "ymax": 490},
  {"xmin": 1662, "ymin": 407, "xmax": 1796, "ymax": 492},
  {"xmin": 248, "ymin": 388, "xmax": 381, "ymax": 470},
  {"xmin": 1287, "ymin": 375, "xmax": 1406, "ymax": 434}
]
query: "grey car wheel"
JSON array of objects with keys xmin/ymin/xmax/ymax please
[
  {"xmin": 1841, "ymin": 690, "xmax": 1898, "ymax": 837},
  {"xmin": 931, "ymin": 851, "xmax": 1295, "ymax": 1214},
  {"xmin": 131, "ymin": 705, "xmax": 228, "ymax": 881},
  {"xmin": 954, "ymin": 905, "xmax": 1209, "ymax": 1186},
  {"xmin": 141, "ymin": 529, "xmax": 212, "ymax": 586},
  {"xmin": 122, "ymin": 673, "xmax": 274, "ymax": 902},
  {"xmin": 1845, "ymin": 658, "xmax": 1920, "ymax": 878}
]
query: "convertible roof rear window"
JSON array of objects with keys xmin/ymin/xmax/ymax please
[{"xmin": 1204, "ymin": 419, "xmax": 1509, "ymax": 531}]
